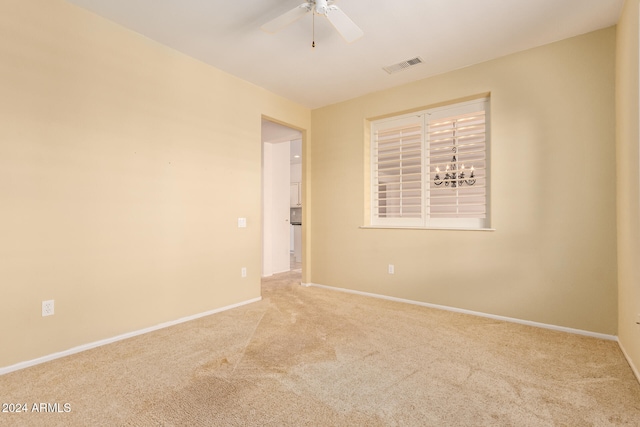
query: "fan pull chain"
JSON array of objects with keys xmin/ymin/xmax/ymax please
[{"xmin": 312, "ymin": 12, "xmax": 315, "ymax": 48}]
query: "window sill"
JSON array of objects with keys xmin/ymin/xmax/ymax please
[{"xmin": 359, "ymin": 225, "xmax": 496, "ymax": 231}]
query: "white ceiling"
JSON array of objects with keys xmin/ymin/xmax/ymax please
[
  {"xmin": 261, "ymin": 119, "xmax": 302, "ymax": 163},
  {"xmin": 261, "ymin": 119, "xmax": 302, "ymax": 143},
  {"xmin": 66, "ymin": 0, "xmax": 624, "ymax": 109}
]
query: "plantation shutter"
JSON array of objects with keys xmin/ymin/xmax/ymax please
[
  {"xmin": 371, "ymin": 116, "xmax": 423, "ymax": 226},
  {"xmin": 427, "ymin": 100, "xmax": 488, "ymax": 227},
  {"xmin": 369, "ymin": 97, "xmax": 489, "ymax": 229}
]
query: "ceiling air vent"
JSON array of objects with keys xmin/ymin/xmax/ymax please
[{"xmin": 383, "ymin": 57, "xmax": 424, "ymax": 74}]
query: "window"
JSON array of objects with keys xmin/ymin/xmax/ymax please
[{"xmin": 370, "ymin": 98, "xmax": 490, "ymax": 229}]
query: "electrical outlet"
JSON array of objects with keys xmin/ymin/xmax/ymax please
[
  {"xmin": 241, "ymin": 267, "xmax": 247, "ymax": 278},
  {"xmin": 42, "ymin": 300, "xmax": 54, "ymax": 317},
  {"xmin": 388, "ymin": 264, "xmax": 395, "ymax": 274},
  {"xmin": 238, "ymin": 218, "xmax": 247, "ymax": 228}
]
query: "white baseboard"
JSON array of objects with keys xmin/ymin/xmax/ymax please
[
  {"xmin": 618, "ymin": 340, "xmax": 640, "ymax": 384},
  {"xmin": 302, "ymin": 282, "xmax": 617, "ymax": 341},
  {"xmin": 0, "ymin": 296, "xmax": 262, "ymax": 376}
]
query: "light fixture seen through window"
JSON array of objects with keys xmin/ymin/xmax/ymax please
[{"xmin": 434, "ymin": 153, "xmax": 476, "ymax": 188}]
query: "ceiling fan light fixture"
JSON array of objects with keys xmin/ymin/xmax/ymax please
[
  {"xmin": 261, "ymin": 0, "xmax": 363, "ymax": 45},
  {"xmin": 314, "ymin": 0, "xmax": 329, "ymax": 15}
]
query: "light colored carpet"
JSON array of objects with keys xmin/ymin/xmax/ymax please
[{"xmin": 1, "ymin": 270, "xmax": 639, "ymax": 426}]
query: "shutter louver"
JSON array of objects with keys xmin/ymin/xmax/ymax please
[{"xmin": 372, "ymin": 118, "xmax": 423, "ymax": 223}]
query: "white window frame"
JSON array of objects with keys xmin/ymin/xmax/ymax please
[{"xmin": 369, "ymin": 98, "xmax": 490, "ymax": 230}]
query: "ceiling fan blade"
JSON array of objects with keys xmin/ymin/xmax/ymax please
[
  {"xmin": 325, "ymin": 5, "xmax": 363, "ymax": 43},
  {"xmin": 261, "ymin": 3, "xmax": 313, "ymax": 33}
]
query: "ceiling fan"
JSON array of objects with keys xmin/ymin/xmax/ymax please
[{"xmin": 261, "ymin": 0, "xmax": 364, "ymax": 46}]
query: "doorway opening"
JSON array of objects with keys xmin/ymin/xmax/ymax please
[{"xmin": 261, "ymin": 118, "xmax": 303, "ymax": 278}]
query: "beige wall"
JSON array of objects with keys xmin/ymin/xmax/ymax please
[
  {"xmin": 310, "ymin": 28, "xmax": 618, "ymax": 334},
  {"xmin": 0, "ymin": 0, "xmax": 310, "ymax": 368},
  {"xmin": 617, "ymin": 0, "xmax": 640, "ymax": 377}
]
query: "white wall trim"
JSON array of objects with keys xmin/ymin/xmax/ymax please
[
  {"xmin": 0, "ymin": 297, "xmax": 262, "ymax": 376},
  {"xmin": 302, "ymin": 282, "xmax": 617, "ymax": 341},
  {"xmin": 5, "ymin": 285, "xmax": 632, "ymax": 382},
  {"xmin": 618, "ymin": 340, "xmax": 640, "ymax": 385}
]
